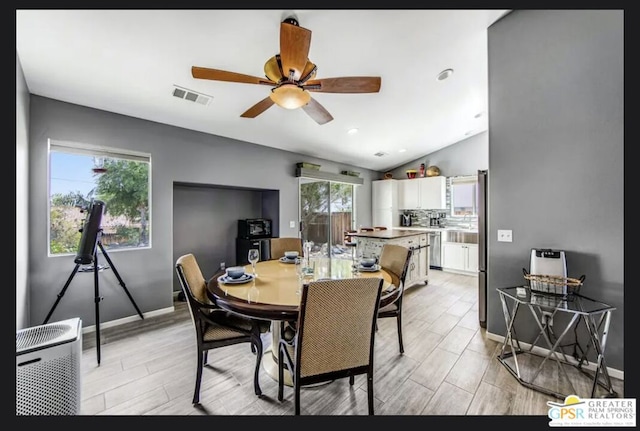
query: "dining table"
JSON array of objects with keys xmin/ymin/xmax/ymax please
[{"xmin": 207, "ymin": 257, "xmax": 395, "ymax": 385}]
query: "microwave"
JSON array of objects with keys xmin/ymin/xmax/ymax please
[{"xmin": 238, "ymin": 218, "xmax": 272, "ymax": 239}]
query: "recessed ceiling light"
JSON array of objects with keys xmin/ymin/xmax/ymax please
[
  {"xmin": 398, "ymin": 148, "xmax": 407, "ymax": 153},
  {"xmin": 347, "ymin": 128, "xmax": 359, "ymax": 135},
  {"xmin": 437, "ymin": 69, "xmax": 454, "ymax": 81}
]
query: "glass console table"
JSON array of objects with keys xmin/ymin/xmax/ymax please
[{"xmin": 496, "ymin": 286, "xmax": 618, "ymax": 400}]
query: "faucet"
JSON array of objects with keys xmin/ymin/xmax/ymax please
[{"xmin": 462, "ymin": 214, "xmax": 472, "ymax": 229}]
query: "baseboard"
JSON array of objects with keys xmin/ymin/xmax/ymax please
[
  {"xmin": 485, "ymin": 330, "xmax": 624, "ymax": 382},
  {"xmin": 81, "ymin": 305, "xmax": 176, "ymax": 335}
]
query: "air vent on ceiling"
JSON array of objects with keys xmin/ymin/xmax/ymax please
[
  {"xmin": 373, "ymin": 152, "xmax": 388, "ymax": 157},
  {"xmin": 172, "ymin": 85, "xmax": 212, "ymax": 106}
]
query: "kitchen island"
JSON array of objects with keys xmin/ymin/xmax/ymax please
[{"xmin": 350, "ymin": 229, "xmax": 429, "ymax": 288}]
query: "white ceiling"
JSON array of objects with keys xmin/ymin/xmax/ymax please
[{"xmin": 16, "ymin": 9, "xmax": 509, "ymax": 172}]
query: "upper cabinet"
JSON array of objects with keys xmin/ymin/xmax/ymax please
[
  {"xmin": 372, "ymin": 179, "xmax": 399, "ymax": 229},
  {"xmin": 372, "ymin": 179, "xmax": 398, "ymax": 210},
  {"xmin": 398, "ymin": 176, "xmax": 446, "ymax": 210}
]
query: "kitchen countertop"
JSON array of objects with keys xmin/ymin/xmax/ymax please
[
  {"xmin": 395, "ymin": 226, "xmax": 478, "ymax": 233},
  {"xmin": 350, "ymin": 229, "xmax": 430, "ymax": 239}
]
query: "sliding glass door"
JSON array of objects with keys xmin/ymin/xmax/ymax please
[{"xmin": 299, "ymin": 178, "xmax": 354, "ymax": 259}]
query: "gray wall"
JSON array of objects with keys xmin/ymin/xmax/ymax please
[
  {"xmin": 16, "ymin": 52, "xmax": 30, "ymax": 330},
  {"xmin": 28, "ymin": 95, "xmax": 378, "ymax": 327},
  {"xmin": 388, "ymin": 131, "xmax": 488, "ymax": 179},
  {"xmin": 173, "ymin": 184, "xmax": 271, "ymax": 292},
  {"xmin": 487, "ymin": 10, "xmax": 623, "ymax": 370}
]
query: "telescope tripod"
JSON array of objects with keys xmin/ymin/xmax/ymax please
[{"xmin": 43, "ymin": 240, "xmax": 144, "ymax": 365}]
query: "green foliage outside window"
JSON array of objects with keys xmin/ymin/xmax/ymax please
[{"xmin": 49, "ymin": 144, "xmax": 150, "ymax": 256}]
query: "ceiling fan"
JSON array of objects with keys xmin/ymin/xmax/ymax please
[{"xmin": 191, "ymin": 16, "xmax": 381, "ymax": 125}]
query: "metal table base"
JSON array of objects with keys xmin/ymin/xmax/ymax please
[{"xmin": 497, "ymin": 286, "xmax": 618, "ymax": 400}]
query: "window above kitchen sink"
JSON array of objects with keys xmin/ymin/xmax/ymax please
[{"xmin": 450, "ymin": 175, "xmax": 478, "ymax": 218}]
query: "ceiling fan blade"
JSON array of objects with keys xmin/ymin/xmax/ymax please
[
  {"xmin": 280, "ymin": 21, "xmax": 312, "ymax": 81},
  {"xmin": 302, "ymin": 97, "xmax": 333, "ymax": 125},
  {"xmin": 192, "ymin": 66, "xmax": 275, "ymax": 86},
  {"xmin": 305, "ymin": 77, "xmax": 382, "ymax": 93},
  {"xmin": 240, "ymin": 97, "xmax": 275, "ymax": 118}
]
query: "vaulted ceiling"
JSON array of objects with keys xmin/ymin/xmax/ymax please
[{"xmin": 16, "ymin": 9, "xmax": 509, "ymax": 171}]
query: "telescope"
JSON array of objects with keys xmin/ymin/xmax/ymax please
[
  {"xmin": 44, "ymin": 198, "xmax": 143, "ymax": 364},
  {"xmin": 75, "ymin": 200, "xmax": 105, "ymax": 265}
]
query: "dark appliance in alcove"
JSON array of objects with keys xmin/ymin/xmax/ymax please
[
  {"xmin": 238, "ymin": 218, "xmax": 272, "ymax": 239},
  {"xmin": 236, "ymin": 238, "xmax": 271, "ymax": 266},
  {"xmin": 236, "ymin": 219, "xmax": 273, "ymax": 265}
]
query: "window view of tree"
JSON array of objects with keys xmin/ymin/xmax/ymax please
[
  {"xmin": 300, "ymin": 180, "xmax": 354, "ymax": 259},
  {"xmin": 49, "ymin": 143, "xmax": 150, "ymax": 256}
]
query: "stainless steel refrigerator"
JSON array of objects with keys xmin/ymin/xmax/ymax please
[{"xmin": 478, "ymin": 169, "xmax": 488, "ymax": 328}]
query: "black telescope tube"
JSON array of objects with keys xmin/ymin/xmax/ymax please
[{"xmin": 74, "ymin": 200, "xmax": 105, "ymax": 264}]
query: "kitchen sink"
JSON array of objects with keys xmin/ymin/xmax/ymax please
[{"xmin": 443, "ymin": 230, "xmax": 478, "ymax": 244}]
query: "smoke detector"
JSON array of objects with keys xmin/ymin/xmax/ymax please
[{"xmin": 172, "ymin": 85, "xmax": 212, "ymax": 105}]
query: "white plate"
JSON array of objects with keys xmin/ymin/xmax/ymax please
[
  {"xmin": 217, "ymin": 273, "xmax": 255, "ymax": 284},
  {"xmin": 358, "ymin": 264, "xmax": 381, "ymax": 272},
  {"xmin": 279, "ymin": 257, "xmax": 298, "ymax": 264}
]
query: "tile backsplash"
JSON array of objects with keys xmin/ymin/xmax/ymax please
[{"xmin": 403, "ymin": 177, "xmax": 478, "ymax": 229}]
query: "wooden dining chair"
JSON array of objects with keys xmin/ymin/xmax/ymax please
[
  {"xmin": 377, "ymin": 244, "xmax": 412, "ymax": 354},
  {"xmin": 175, "ymin": 253, "xmax": 270, "ymax": 404},
  {"xmin": 277, "ymin": 277, "xmax": 384, "ymax": 415},
  {"xmin": 270, "ymin": 237, "xmax": 303, "ymax": 260}
]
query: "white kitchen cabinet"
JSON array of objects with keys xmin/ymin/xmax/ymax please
[
  {"xmin": 441, "ymin": 242, "xmax": 478, "ymax": 274},
  {"xmin": 372, "ymin": 179, "xmax": 399, "ymax": 229},
  {"xmin": 398, "ymin": 176, "xmax": 446, "ymax": 210},
  {"xmin": 373, "ymin": 209, "xmax": 395, "ymax": 231},
  {"xmin": 398, "ymin": 179, "xmax": 420, "ymax": 209}
]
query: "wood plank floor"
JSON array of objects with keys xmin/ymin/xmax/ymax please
[{"xmin": 79, "ymin": 270, "xmax": 624, "ymax": 418}]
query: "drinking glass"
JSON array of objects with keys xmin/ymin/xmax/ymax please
[
  {"xmin": 303, "ymin": 240, "xmax": 314, "ymax": 264},
  {"xmin": 294, "ymin": 257, "xmax": 304, "ymax": 294},
  {"xmin": 248, "ymin": 249, "xmax": 259, "ymax": 277}
]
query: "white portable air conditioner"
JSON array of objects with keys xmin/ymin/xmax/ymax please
[{"xmin": 16, "ymin": 317, "xmax": 82, "ymax": 415}]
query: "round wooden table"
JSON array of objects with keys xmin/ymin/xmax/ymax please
[{"xmin": 207, "ymin": 257, "xmax": 396, "ymax": 385}]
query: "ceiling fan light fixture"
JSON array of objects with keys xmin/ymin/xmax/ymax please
[{"xmin": 270, "ymin": 84, "xmax": 310, "ymax": 109}]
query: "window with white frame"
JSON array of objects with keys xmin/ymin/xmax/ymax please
[
  {"xmin": 450, "ymin": 175, "xmax": 478, "ymax": 217},
  {"xmin": 48, "ymin": 140, "xmax": 151, "ymax": 256}
]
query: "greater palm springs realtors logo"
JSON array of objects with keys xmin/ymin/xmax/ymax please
[{"xmin": 547, "ymin": 395, "xmax": 636, "ymax": 427}]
